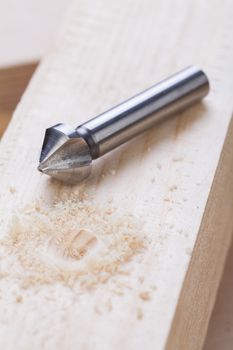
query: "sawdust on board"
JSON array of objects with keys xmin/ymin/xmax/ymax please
[
  {"xmin": 0, "ymin": 190, "xmax": 147, "ymax": 292},
  {"xmin": 139, "ymin": 291, "xmax": 151, "ymax": 301}
]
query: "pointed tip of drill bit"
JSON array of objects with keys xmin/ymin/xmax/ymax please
[{"xmin": 38, "ymin": 123, "xmax": 92, "ymax": 184}]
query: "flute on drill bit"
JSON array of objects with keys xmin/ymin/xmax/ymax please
[{"xmin": 38, "ymin": 66, "xmax": 209, "ymax": 184}]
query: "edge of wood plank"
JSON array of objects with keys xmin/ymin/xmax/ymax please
[{"xmin": 166, "ymin": 116, "xmax": 233, "ymax": 349}]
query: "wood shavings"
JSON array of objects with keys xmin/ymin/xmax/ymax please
[
  {"xmin": 112, "ymin": 288, "xmax": 124, "ymax": 296},
  {"xmin": 50, "ymin": 228, "xmax": 98, "ymax": 261},
  {"xmin": 169, "ymin": 185, "xmax": 177, "ymax": 192},
  {"xmin": 9, "ymin": 186, "xmax": 16, "ymax": 194},
  {"xmin": 139, "ymin": 291, "xmax": 151, "ymax": 301},
  {"xmin": 0, "ymin": 192, "xmax": 146, "ymax": 292},
  {"xmin": 15, "ymin": 296, "xmax": 22, "ymax": 303}
]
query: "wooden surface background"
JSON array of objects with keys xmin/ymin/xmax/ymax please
[{"xmin": 0, "ymin": 0, "xmax": 233, "ymax": 349}]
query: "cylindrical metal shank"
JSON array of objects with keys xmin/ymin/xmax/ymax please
[{"xmin": 77, "ymin": 66, "xmax": 209, "ymax": 159}]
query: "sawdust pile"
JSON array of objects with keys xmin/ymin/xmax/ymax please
[{"xmin": 1, "ymin": 192, "xmax": 146, "ymax": 290}]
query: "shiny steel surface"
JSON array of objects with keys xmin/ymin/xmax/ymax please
[
  {"xmin": 38, "ymin": 124, "xmax": 92, "ymax": 184},
  {"xmin": 78, "ymin": 66, "xmax": 209, "ymax": 158},
  {"xmin": 38, "ymin": 66, "xmax": 209, "ymax": 184}
]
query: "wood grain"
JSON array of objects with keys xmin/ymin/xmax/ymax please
[{"xmin": 0, "ymin": 0, "xmax": 233, "ymax": 349}]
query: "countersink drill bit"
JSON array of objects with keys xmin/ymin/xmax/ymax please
[{"xmin": 38, "ymin": 66, "xmax": 209, "ymax": 184}]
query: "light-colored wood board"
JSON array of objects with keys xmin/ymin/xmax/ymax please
[
  {"xmin": 0, "ymin": 1, "xmax": 233, "ymax": 349},
  {"xmin": 167, "ymin": 116, "xmax": 233, "ymax": 349}
]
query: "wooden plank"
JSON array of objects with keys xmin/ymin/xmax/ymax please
[
  {"xmin": 0, "ymin": 1, "xmax": 233, "ymax": 349},
  {"xmin": 203, "ymin": 235, "xmax": 233, "ymax": 350},
  {"xmin": 166, "ymin": 117, "xmax": 233, "ymax": 349}
]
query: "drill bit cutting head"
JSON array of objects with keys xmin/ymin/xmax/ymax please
[{"xmin": 38, "ymin": 123, "xmax": 92, "ymax": 184}]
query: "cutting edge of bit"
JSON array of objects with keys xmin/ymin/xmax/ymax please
[{"xmin": 38, "ymin": 123, "xmax": 92, "ymax": 184}]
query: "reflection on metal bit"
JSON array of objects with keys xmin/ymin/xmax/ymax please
[{"xmin": 38, "ymin": 124, "xmax": 92, "ymax": 184}]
